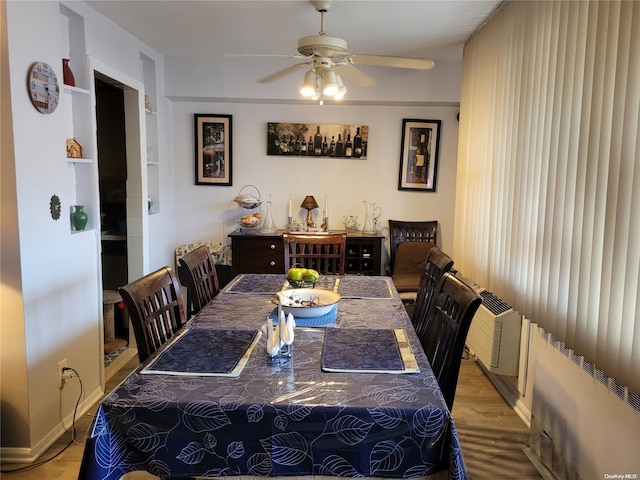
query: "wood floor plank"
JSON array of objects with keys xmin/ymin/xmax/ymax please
[{"xmin": 453, "ymin": 356, "xmax": 542, "ymax": 479}]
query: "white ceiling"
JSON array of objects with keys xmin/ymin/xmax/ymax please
[{"xmin": 86, "ymin": 0, "xmax": 502, "ymax": 64}]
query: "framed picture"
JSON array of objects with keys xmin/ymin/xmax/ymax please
[
  {"xmin": 194, "ymin": 114, "xmax": 232, "ymax": 185},
  {"xmin": 267, "ymin": 122, "xmax": 368, "ymax": 159},
  {"xmin": 398, "ymin": 119, "xmax": 441, "ymax": 191}
]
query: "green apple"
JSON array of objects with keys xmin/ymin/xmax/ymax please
[
  {"xmin": 287, "ymin": 267, "xmax": 304, "ymax": 282},
  {"xmin": 302, "ymin": 269, "xmax": 320, "ymax": 283}
]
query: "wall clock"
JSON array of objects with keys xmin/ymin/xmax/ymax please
[{"xmin": 28, "ymin": 62, "xmax": 59, "ymax": 114}]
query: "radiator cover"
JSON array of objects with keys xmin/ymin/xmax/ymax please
[{"xmin": 466, "ymin": 290, "xmax": 522, "ymax": 376}]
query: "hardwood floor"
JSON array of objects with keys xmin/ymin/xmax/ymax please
[
  {"xmin": 452, "ymin": 355, "xmax": 543, "ymax": 479},
  {"xmin": 1, "ymin": 354, "xmax": 542, "ymax": 480}
]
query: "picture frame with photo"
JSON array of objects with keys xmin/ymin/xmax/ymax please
[
  {"xmin": 398, "ymin": 119, "xmax": 441, "ymax": 192},
  {"xmin": 194, "ymin": 114, "xmax": 232, "ymax": 185}
]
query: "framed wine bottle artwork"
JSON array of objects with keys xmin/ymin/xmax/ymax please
[
  {"xmin": 267, "ymin": 122, "xmax": 368, "ymax": 159},
  {"xmin": 398, "ymin": 119, "xmax": 441, "ymax": 192},
  {"xmin": 194, "ymin": 114, "xmax": 232, "ymax": 185}
]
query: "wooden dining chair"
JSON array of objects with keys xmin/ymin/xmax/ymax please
[
  {"xmin": 386, "ymin": 219, "xmax": 438, "ymax": 275},
  {"xmin": 283, "ymin": 233, "xmax": 347, "ymax": 275},
  {"xmin": 410, "ymin": 246, "xmax": 454, "ymax": 336},
  {"xmin": 421, "ymin": 272, "xmax": 481, "ymax": 410},
  {"xmin": 178, "ymin": 245, "xmax": 220, "ymax": 318},
  {"xmin": 118, "ymin": 266, "xmax": 187, "ymax": 363},
  {"xmin": 391, "ymin": 240, "xmax": 437, "ymax": 303}
]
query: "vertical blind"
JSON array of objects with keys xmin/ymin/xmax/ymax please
[{"xmin": 455, "ymin": 0, "xmax": 639, "ymax": 393}]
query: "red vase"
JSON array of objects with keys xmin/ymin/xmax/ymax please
[{"xmin": 62, "ymin": 58, "xmax": 75, "ymax": 87}]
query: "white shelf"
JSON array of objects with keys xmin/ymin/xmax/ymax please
[
  {"xmin": 63, "ymin": 84, "xmax": 90, "ymax": 96},
  {"xmin": 67, "ymin": 157, "xmax": 93, "ymax": 164}
]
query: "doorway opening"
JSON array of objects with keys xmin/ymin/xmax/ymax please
[
  {"xmin": 95, "ymin": 78, "xmax": 129, "ymax": 366},
  {"xmin": 93, "ymin": 68, "xmax": 146, "ymax": 376},
  {"xmin": 95, "ymin": 77, "xmax": 129, "ymax": 362}
]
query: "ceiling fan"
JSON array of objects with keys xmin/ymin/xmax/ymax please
[{"xmin": 234, "ymin": 0, "xmax": 435, "ymax": 91}]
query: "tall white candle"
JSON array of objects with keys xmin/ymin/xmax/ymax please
[
  {"xmin": 324, "ymin": 195, "xmax": 328, "ymax": 218},
  {"xmin": 288, "ymin": 198, "xmax": 292, "ymax": 217}
]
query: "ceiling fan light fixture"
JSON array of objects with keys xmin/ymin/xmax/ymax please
[
  {"xmin": 333, "ymin": 74, "xmax": 346, "ymax": 100},
  {"xmin": 321, "ymin": 69, "xmax": 339, "ymax": 96},
  {"xmin": 312, "ymin": 74, "xmax": 322, "ymax": 100},
  {"xmin": 300, "ymin": 70, "xmax": 318, "ymax": 97}
]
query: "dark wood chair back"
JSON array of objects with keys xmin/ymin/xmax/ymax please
[
  {"xmin": 421, "ymin": 272, "xmax": 481, "ymax": 410},
  {"xmin": 283, "ymin": 233, "xmax": 347, "ymax": 275},
  {"xmin": 391, "ymin": 241, "xmax": 436, "ymax": 293},
  {"xmin": 118, "ymin": 267, "xmax": 186, "ymax": 363},
  {"xmin": 387, "ymin": 220, "xmax": 438, "ymax": 275},
  {"xmin": 411, "ymin": 247, "xmax": 454, "ymax": 337},
  {"xmin": 178, "ymin": 245, "xmax": 220, "ymax": 318}
]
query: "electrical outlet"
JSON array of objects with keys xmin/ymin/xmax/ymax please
[{"xmin": 57, "ymin": 359, "xmax": 67, "ymax": 388}]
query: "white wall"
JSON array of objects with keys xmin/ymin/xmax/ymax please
[
  {"xmin": 164, "ymin": 45, "xmax": 463, "ymax": 262},
  {"xmin": 1, "ymin": 0, "xmax": 174, "ymax": 459},
  {"xmin": 170, "ymin": 102, "xmax": 460, "ymax": 263}
]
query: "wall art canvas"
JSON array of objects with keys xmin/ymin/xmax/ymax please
[
  {"xmin": 398, "ymin": 119, "xmax": 441, "ymax": 192},
  {"xmin": 267, "ymin": 122, "xmax": 368, "ymax": 159},
  {"xmin": 195, "ymin": 114, "xmax": 232, "ymax": 185}
]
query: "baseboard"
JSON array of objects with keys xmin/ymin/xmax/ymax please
[
  {"xmin": 0, "ymin": 384, "xmax": 104, "ymax": 464},
  {"xmin": 523, "ymin": 447, "xmax": 557, "ymax": 480},
  {"xmin": 475, "ymin": 359, "xmax": 532, "ymax": 427}
]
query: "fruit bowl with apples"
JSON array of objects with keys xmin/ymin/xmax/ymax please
[{"xmin": 286, "ymin": 266, "xmax": 320, "ymax": 288}]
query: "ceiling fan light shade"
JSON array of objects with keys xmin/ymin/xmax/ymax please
[
  {"xmin": 334, "ymin": 86, "xmax": 347, "ymax": 100},
  {"xmin": 321, "ymin": 69, "xmax": 339, "ymax": 96},
  {"xmin": 333, "ymin": 74, "xmax": 346, "ymax": 100},
  {"xmin": 300, "ymin": 70, "xmax": 318, "ymax": 97}
]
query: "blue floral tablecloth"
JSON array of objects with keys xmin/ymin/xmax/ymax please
[{"xmin": 79, "ymin": 274, "xmax": 467, "ymax": 480}]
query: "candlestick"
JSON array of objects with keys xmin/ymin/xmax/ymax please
[
  {"xmin": 324, "ymin": 195, "xmax": 329, "ymax": 218},
  {"xmin": 288, "ymin": 198, "xmax": 292, "ymax": 218}
]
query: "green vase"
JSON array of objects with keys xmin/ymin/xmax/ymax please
[{"xmin": 72, "ymin": 205, "xmax": 88, "ymax": 231}]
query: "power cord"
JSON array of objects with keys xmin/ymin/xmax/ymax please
[{"xmin": 1, "ymin": 367, "xmax": 84, "ymax": 473}]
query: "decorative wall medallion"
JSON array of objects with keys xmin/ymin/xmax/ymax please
[
  {"xmin": 28, "ymin": 62, "xmax": 59, "ymax": 114},
  {"xmin": 50, "ymin": 194, "xmax": 61, "ymax": 220}
]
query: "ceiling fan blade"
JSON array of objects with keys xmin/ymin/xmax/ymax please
[
  {"xmin": 348, "ymin": 54, "xmax": 435, "ymax": 70},
  {"xmin": 333, "ymin": 64, "xmax": 376, "ymax": 87},
  {"xmin": 220, "ymin": 53, "xmax": 304, "ymax": 59},
  {"xmin": 257, "ymin": 62, "xmax": 310, "ymax": 83}
]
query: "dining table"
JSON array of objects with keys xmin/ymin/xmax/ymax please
[{"xmin": 78, "ymin": 274, "xmax": 467, "ymax": 480}]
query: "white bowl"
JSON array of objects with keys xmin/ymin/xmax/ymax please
[{"xmin": 275, "ymin": 288, "xmax": 341, "ymax": 318}]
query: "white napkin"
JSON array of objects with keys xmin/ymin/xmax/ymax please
[
  {"xmin": 278, "ymin": 309, "xmax": 295, "ymax": 349},
  {"xmin": 264, "ymin": 318, "xmax": 280, "ymax": 357},
  {"xmin": 284, "ymin": 313, "xmax": 295, "ymax": 345}
]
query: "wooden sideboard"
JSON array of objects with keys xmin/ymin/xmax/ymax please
[{"xmin": 229, "ymin": 230, "xmax": 385, "ymax": 276}]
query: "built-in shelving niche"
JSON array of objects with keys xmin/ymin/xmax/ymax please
[
  {"xmin": 141, "ymin": 53, "xmax": 159, "ymax": 214},
  {"xmin": 60, "ymin": 5, "xmax": 98, "ymax": 233}
]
